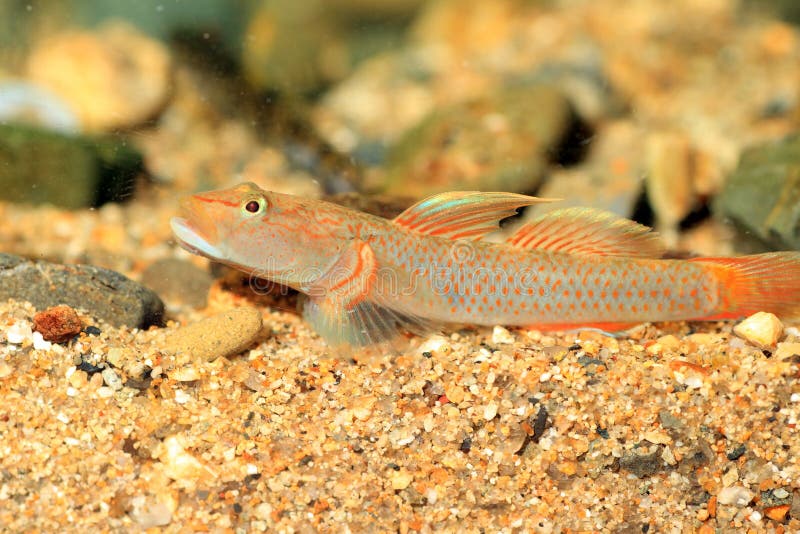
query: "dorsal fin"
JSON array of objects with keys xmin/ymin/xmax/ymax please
[
  {"xmin": 507, "ymin": 207, "xmax": 665, "ymax": 258},
  {"xmin": 392, "ymin": 191, "xmax": 554, "ymax": 241}
]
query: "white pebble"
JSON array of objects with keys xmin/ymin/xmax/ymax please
[
  {"xmin": 6, "ymin": 321, "xmax": 32, "ymax": 344},
  {"xmin": 717, "ymin": 486, "xmax": 754, "ymax": 506},
  {"xmin": 101, "ymin": 368, "xmax": 123, "ymax": 391},
  {"xmin": 773, "ymin": 488, "xmax": 789, "ymax": 499},
  {"xmin": 684, "ymin": 376, "xmax": 704, "ymax": 390},
  {"xmin": 32, "ymin": 332, "xmax": 52, "ymax": 351},
  {"xmin": 491, "ymin": 325, "xmax": 514, "ymax": 344},
  {"xmin": 173, "ymin": 389, "xmax": 191, "ymax": 404},
  {"xmin": 790, "ymin": 393, "xmax": 800, "ymax": 403},
  {"xmin": 749, "ymin": 511, "xmax": 762, "ymax": 522},
  {"xmin": 96, "ymin": 386, "xmax": 114, "ymax": 398},
  {"xmin": 483, "ymin": 402, "xmax": 498, "ymax": 420},
  {"xmin": 56, "ymin": 412, "xmax": 70, "ymax": 424},
  {"xmin": 66, "ymin": 386, "xmax": 78, "ymax": 397}
]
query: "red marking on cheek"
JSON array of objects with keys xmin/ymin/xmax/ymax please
[{"xmin": 194, "ymin": 195, "xmax": 238, "ymax": 208}]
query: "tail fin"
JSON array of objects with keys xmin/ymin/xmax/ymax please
[{"xmin": 693, "ymin": 252, "xmax": 800, "ymax": 321}]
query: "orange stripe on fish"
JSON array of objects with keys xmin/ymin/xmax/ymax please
[{"xmin": 171, "ymin": 182, "xmax": 800, "ymax": 348}]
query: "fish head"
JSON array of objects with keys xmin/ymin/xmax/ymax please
[{"xmin": 171, "ymin": 182, "xmax": 346, "ymax": 287}]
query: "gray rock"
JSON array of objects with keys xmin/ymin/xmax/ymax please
[
  {"xmin": 519, "ymin": 120, "xmax": 644, "ymax": 224},
  {"xmin": 713, "ymin": 133, "xmax": 800, "ymax": 251},
  {"xmin": 0, "ymin": 123, "xmax": 143, "ymax": 208},
  {"xmin": 0, "ymin": 253, "xmax": 164, "ymax": 328},
  {"xmin": 384, "ymin": 84, "xmax": 577, "ymax": 197},
  {"xmin": 619, "ymin": 445, "xmax": 664, "ymax": 478},
  {"xmin": 141, "ymin": 259, "xmax": 213, "ymax": 309}
]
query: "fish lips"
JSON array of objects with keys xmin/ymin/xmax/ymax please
[{"xmin": 170, "ymin": 215, "xmax": 223, "ymax": 260}]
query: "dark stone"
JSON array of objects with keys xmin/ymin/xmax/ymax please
[
  {"xmin": 0, "ymin": 253, "xmax": 164, "ymax": 328},
  {"xmin": 141, "ymin": 258, "xmax": 213, "ymax": 309},
  {"xmin": 726, "ymin": 443, "xmax": 747, "ymax": 461},
  {"xmin": 531, "ymin": 405, "xmax": 549, "ymax": 443},
  {"xmin": 713, "ymin": 133, "xmax": 800, "ymax": 251},
  {"xmin": 0, "ymin": 123, "xmax": 142, "ymax": 209},
  {"xmin": 619, "ymin": 446, "xmax": 664, "ymax": 478}
]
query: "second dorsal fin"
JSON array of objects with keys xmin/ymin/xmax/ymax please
[
  {"xmin": 507, "ymin": 207, "xmax": 665, "ymax": 258},
  {"xmin": 392, "ymin": 191, "xmax": 554, "ymax": 241}
]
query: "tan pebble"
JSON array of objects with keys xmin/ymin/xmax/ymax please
[
  {"xmin": 775, "ymin": 341, "xmax": 800, "ymax": 360},
  {"xmin": 661, "ymin": 446, "xmax": 677, "ymax": 466},
  {"xmin": 164, "ymin": 307, "xmax": 263, "ymax": 362},
  {"xmin": 656, "ymin": 335, "xmax": 681, "ymax": 350},
  {"xmin": 106, "ymin": 347, "xmax": 127, "ymax": 368},
  {"xmin": 645, "ymin": 342, "xmax": 663, "ymax": 355},
  {"xmin": 350, "ymin": 395, "xmax": 376, "ymax": 421},
  {"xmin": 644, "ymin": 430, "xmax": 671, "ymax": 445},
  {"xmin": 696, "ymin": 509, "xmax": 709, "ymax": 521},
  {"xmin": 68, "ymin": 369, "xmax": 88, "ymax": 388},
  {"xmin": 169, "ymin": 366, "xmax": 201, "ymax": 382},
  {"xmin": 444, "ymin": 384, "xmax": 465, "ymax": 404},
  {"xmin": 0, "ymin": 361, "xmax": 12, "ymax": 378},
  {"xmin": 734, "ymin": 312, "xmax": 783, "ymax": 349},
  {"xmin": 157, "ymin": 435, "xmax": 217, "ymax": 487},
  {"xmin": 389, "ymin": 469, "xmax": 413, "ymax": 490}
]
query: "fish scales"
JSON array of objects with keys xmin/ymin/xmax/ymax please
[{"xmin": 366, "ymin": 228, "xmax": 716, "ymax": 325}]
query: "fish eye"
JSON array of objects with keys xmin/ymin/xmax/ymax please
[{"xmin": 242, "ymin": 198, "xmax": 264, "ymax": 215}]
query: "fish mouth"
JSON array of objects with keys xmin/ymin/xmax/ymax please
[{"xmin": 170, "ymin": 216, "xmax": 224, "ymax": 260}]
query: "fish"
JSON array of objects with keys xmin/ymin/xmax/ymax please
[{"xmin": 171, "ymin": 182, "xmax": 800, "ymax": 347}]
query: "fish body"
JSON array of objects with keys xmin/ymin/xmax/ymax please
[{"xmin": 172, "ymin": 183, "xmax": 800, "ymax": 346}]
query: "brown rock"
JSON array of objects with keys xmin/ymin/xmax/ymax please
[
  {"xmin": 33, "ymin": 305, "xmax": 83, "ymax": 343},
  {"xmin": 764, "ymin": 504, "xmax": 789, "ymax": 522}
]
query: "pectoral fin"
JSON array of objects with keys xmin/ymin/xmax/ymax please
[{"xmin": 303, "ymin": 240, "xmax": 436, "ymax": 347}]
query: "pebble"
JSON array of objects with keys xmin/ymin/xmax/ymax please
[
  {"xmin": 129, "ymin": 496, "xmax": 173, "ymax": 528},
  {"xmin": 101, "ymin": 368, "xmax": 123, "ymax": 391},
  {"xmin": 733, "ymin": 312, "xmax": 783, "ymax": 348},
  {"xmin": 169, "ymin": 366, "xmax": 201, "ymax": 382},
  {"xmin": 491, "ymin": 326, "xmax": 514, "ymax": 345},
  {"xmin": 0, "ymin": 361, "xmax": 12, "ymax": 378},
  {"xmin": 717, "ymin": 486, "xmax": 754, "ymax": 506},
  {"xmin": 156, "ymin": 435, "xmax": 216, "ymax": 487},
  {"xmin": 26, "ymin": 22, "xmax": 171, "ymax": 131},
  {"xmin": 163, "ymin": 307, "xmax": 263, "ymax": 362},
  {"xmin": 483, "ymin": 402, "xmax": 499, "ymax": 420},
  {"xmin": 6, "ymin": 320, "xmax": 32, "ymax": 344},
  {"xmin": 389, "ymin": 469, "xmax": 414, "ymax": 490},
  {"xmin": 764, "ymin": 504, "xmax": 790, "ymax": 522},
  {"xmin": 33, "ymin": 305, "xmax": 83, "ymax": 343},
  {"xmin": 0, "ymin": 254, "xmax": 164, "ymax": 329},
  {"xmin": 32, "ymin": 332, "xmax": 52, "ymax": 351}
]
